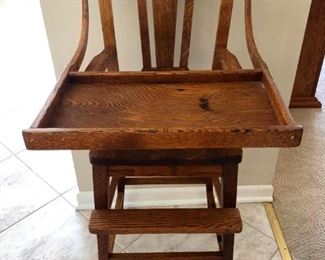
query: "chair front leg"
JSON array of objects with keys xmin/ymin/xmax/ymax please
[{"xmin": 92, "ymin": 165, "xmax": 110, "ymax": 260}]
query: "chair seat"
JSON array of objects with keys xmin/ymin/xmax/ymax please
[{"xmin": 89, "ymin": 149, "xmax": 242, "ymax": 166}]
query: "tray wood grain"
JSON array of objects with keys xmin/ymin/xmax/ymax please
[{"xmin": 23, "ymin": 70, "xmax": 302, "ymax": 150}]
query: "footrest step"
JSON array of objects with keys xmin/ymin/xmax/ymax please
[
  {"xmin": 89, "ymin": 208, "xmax": 242, "ymax": 234},
  {"xmin": 109, "ymin": 251, "xmax": 222, "ymax": 259}
]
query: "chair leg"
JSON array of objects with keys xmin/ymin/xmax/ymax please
[
  {"xmin": 108, "ymin": 177, "xmax": 119, "ymax": 253},
  {"xmin": 206, "ymin": 178, "xmax": 224, "ymax": 251},
  {"xmin": 221, "ymin": 164, "xmax": 238, "ymax": 260},
  {"xmin": 117, "ymin": 177, "xmax": 126, "ymax": 209},
  {"xmin": 108, "ymin": 177, "xmax": 126, "ymax": 253},
  {"xmin": 108, "ymin": 177, "xmax": 119, "ymax": 208},
  {"xmin": 211, "ymin": 176, "xmax": 223, "ymax": 246},
  {"xmin": 92, "ymin": 165, "xmax": 110, "ymax": 260}
]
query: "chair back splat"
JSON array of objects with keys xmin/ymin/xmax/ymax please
[{"xmin": 89, "ymin": 0, "xmax": 237, "ymax": 71}]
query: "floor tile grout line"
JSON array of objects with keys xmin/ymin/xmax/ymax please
[
  {"xmin": 117, "ymin": 205, "xmax": 203, "ymax": 250},
  {"xmin": 269, "ymin": 248, "xmax": 279, "ymax": 260},
  {"xmin": 0, "ymin": 193, "xmax": 81, "ymax": 235},
  {"xmin": 47, "ymin": 188, "xmax": 84, "ymax": 215},
  {"xmin": 0, "ymin": 141, "xmax": 25, "ymax": 157},
  {"xmin": 0, "ymin": 195, "xmax": 60, "ymax": 235},
  {"xmin": 62, "ymin": 185, "xmax": 78, "ymax": 194},
  {"xmin": 59, "ymin": 187, "xmax": 92, "ymax": 221},
  {"xmin": 78, "ymin": 210, "xmax": 91, "ymax": 221},
  {"xmin": 13, "ymin": 153, "xmax": 75, "ymax": 197},
  {"xmin": 242, "ymin": 219, "xmax": 276, "ymax": 241},
  {"xmin": 58, "ymin": 186, "xmax": 99, "ymax": 222},
  {"xmin": 0, "ymin": 154, "xmax": 14, "ymax": 163},
  {"xmin": 60, "ymin": 186, "xmax": 78, "ymax": 204},
  {"xmin": 59, "ymin": 192, "xmax": 92, "ymax": 222},
  {"xmin": 120, "ymin": 234, "xmax": 144, "ymax": 252},
  {"xmin": 0, "ymin": 142, "xmax": 16, "ymax": 162},
  {"xmin": 117, "ymin": 203, "xmax": 276, "ymax": 250},
  {"xmin": 14, "ymin": 149, "xmax": 27, "ymax": 156}
]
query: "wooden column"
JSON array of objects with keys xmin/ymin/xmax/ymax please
[{"xmin": 290, "ymin": 0, "xmax": 325, "ymax": 108}]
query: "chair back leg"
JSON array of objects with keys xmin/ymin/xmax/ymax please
[{"xmin": 92, "ymin": 165, "xmax": 110, "ymax": 260}]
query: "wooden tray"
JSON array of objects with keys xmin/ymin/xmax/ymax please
[{"xmin": 23, "ymin": 69, "xmax": 302, "ymax": 150}]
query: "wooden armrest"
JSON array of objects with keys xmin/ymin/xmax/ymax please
[
  {"xmin": 31, "ymin": 0, "xmax": 89, "ymax": 128},
  {"xmin": 244, "ymin": 0, "xmax": 297, "ymax": 126}
]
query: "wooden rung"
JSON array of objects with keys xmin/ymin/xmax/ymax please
[
  {"xmin": 124, "ymin": 176, "xmax": 210, "ymax": 185},
  {"xmin": 90, "ymin": 148, "xmax": 243, "ymax": 166},
  {"xmin": 212, "ymin": 176, "xmax": 222, "ymax": 206},
  {"xmin": 108, "ymin": 177, "xmax": 118, "ymax": 208},
  {"xmin": 89, "ymin": 208, "xmax": 242, "ymax": 234},
  {"xmin": 109, "ymin": 165, "xmax": 221, "ymax": 177},
  {"xmin": 206, "ymin": 179, "xmax": 217, "ymax": 208},
  {"xmin": 109, "ymin": 251, "xmax": 222, "ymax": 259}
]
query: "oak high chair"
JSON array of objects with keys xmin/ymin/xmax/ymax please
[{"xmin": 23, "ymin": 0, "xmax": 303, "ymax": 259}]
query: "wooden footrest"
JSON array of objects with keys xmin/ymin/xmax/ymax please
[
  {"xmin": 89, "ymin": 209, "xmax": 242, "ymax": 234},
  {"xmin": 108, "ymin": 252, "xmax": 222, "ymax": 259}
]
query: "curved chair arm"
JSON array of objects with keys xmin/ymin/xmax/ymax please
[
  {"xmin": 31, "ymin": 0, "xmax": 89, "ymax": 128},
  {"xmin": 69, "ymin": 0, "xmax": 89, "ymax": 71},
  {"xmin": 245, "ymin": 0, "xmax": 271, "ymax": 71},
  {"xmin": 244, "ymin": 0, "xmax": 295, "ymax": 125}
]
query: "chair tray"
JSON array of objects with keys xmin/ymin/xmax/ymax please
[{"xmin": 23, "ymin": 70, "xmax": 302, "ymax": 150}]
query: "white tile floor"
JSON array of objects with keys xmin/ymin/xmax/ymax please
[{"xmin": 0, "ymin": 148, "xmax": 282, "ymax": 259}]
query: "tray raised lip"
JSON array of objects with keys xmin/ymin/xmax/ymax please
[
  {"xmin": 23, "ymin": 125, "xmax": 303, "ymax": 150},
  {"xmin": 24, "ymin": 69, "xmax": 303, "ymax": 150}
]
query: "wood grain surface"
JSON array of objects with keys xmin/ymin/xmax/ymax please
[
  {"xmin": 180, "ymin": 0, "xmax": 194, "ymax": 68},
  {"xmin": 215, "ymin": 0, "xmax": 234, "ymax": 48},
  {"xmin": 23, "ymin": 0, "xmax": 303, "ymax": 151},
  {"xmin": 69, "ymin": 69, "xmax": 262, "ymax": 84},
  {"xmin": 107, "ymin": 252, "xmax": 222, "ymax": 259},
  {"xmin": 213, "ymin": 48, "xmax": 242, "ymax": 70},
  {"xmin": 152, "ymin": 0, "xmax": 178, "ymax": 68},
  {"xmin": 137, "ymin": 0, "xmax": 151, "ymax": 69},
  {"xmin": 98, "ymin": 0, "xmax": 118, "ymax": 70},
  {"xmin": 107, "ymin": 165, "xmax": 222, "ymax": 177},
  {"xmin": 89, "ymin": 208, "xmax": 242, "ymax": 234},
  {"xmin": 23, "ymin": 124, "xmax": 302, "ymax": 150},
  {"xmin": 90, "ymin": 148, "xmax": 242, "ymax": 165},
  {"xmin": 48, "ymin": 81, "xmax": 278, "ymax": 129}
]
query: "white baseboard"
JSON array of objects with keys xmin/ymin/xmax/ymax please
[{"xmin": 76, "ymin": 184, "xmax": 273, "ymax": 210}]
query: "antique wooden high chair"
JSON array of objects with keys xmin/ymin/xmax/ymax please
[{"xmin": 23, "ymin": 0, "xmax": 303, "ymax": 259}]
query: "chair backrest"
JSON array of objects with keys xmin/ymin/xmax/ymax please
[{"xmin": 97, "ymin": 0, "xmax": 234, "ymax": 71}]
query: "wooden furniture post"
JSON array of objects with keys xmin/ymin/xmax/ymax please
[
  {"xmin": 289, "ymin": 0, "xmax": 325, "ymax": 108},
  {"xmin": 221, "ymin": 164, "xmax": 239, "ymax": 260}
]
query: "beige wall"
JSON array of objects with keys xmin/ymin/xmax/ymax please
[{"xmin": 40, "ymin": 0, "xmax": 310, "ymax": 191}]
